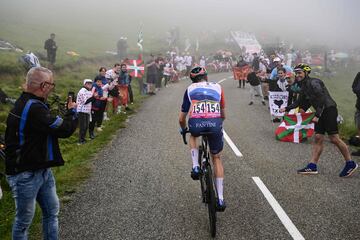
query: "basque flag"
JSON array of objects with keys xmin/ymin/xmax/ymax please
[{"xmin": 275, "ymin": 112, "xmax": 315, "ymax": 143}]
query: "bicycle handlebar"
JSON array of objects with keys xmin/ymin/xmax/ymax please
[{"xmin": 182, "ymin": 130, "xmax": 190, "ymax": 145}]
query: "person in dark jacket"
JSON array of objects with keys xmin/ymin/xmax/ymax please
[
  {"xmin": 44, "ymin": 33, "xmax": 57, "ymax": 67},
  {"xmin": 351, "ymin": 72, "xmax": 360, "ymax": 156},
  {"xmin": 5, "ymin": 67, "xmax": 78, "ymax": 239},
  {"xmin": 247, "ymin": 70, "xmax": 266, "ymax": 106},
  {"xmin": 280, "ymin": 63, "xmax": 358, "ymax": 177},
  {"xmin": 236, "ymin": 56, "xmax": 249, "ymax": 88},
  {"xmin": 89, "ymin": 77, "xmax": 107, "ymax": 138},
  {"xmin": 118, "ymin": 63, "xmax": 132, "ymax": 111}
]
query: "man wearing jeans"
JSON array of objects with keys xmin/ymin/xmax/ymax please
[{"xmin": 5, "ymin": 67, "xmax": 78, "ymax": 239}]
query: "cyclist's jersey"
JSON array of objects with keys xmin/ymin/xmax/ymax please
[
  {"xmin": 181, "ymin": 81, "xmax": 225, "ymax": 154},
  {"xmin": 181, "ymin": 81, "xmax": 225, "ymax": 118}
]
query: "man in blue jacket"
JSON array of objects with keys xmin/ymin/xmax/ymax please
[{"xmin": 5, "ymin": 67, "xmax": 78, "ymax": 239}]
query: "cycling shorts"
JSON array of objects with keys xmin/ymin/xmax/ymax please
[
  {"xmin": 188, "ymin": 118, "xmax": 224, "ymax": 155},
  {"xmin": 315, "ymin": 106, "xmax": 338, "ymax": 135}
]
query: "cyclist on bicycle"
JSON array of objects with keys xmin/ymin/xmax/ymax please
[{"xmin": 179, "ymin": 66, "xmax": 226, "ymax": 211}]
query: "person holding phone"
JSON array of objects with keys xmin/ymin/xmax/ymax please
[{"xmin": 5, "ymin": 67, "xmax": 78, "ymax": 239}]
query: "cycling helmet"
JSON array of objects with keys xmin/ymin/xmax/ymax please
[
  {"xmin": 294, "ymin": 63, "xmax": 311, "ymax": 74},
  {"xmin": 190, "ymin": 66, "xmax": 207, "ymax": 82}
]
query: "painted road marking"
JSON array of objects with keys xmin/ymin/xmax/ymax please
[
  {"xmin": 218, "ymin": 78, "xmax": 227, "ymax": 84},
  {"xmin": 223, "ymin": 130, "xmax": 243, "ymax": 157},
  {"xmin": 252, "ymin": 177, "xmax": 305, "ymax": 240}
]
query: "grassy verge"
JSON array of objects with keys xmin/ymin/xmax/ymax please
[
  {"xmin": 320, "ymin": 65, "xmax": 359, "ymax": 139},
  {"xmin": 0, "ymin": 57, "xmax": 146, "ymax": 239}
]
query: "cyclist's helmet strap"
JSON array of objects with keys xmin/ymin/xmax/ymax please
[
  {"xmin": 294, "ymin": 63, "xmax": 311, "ymax": 74},
  {"xmin": 190, "ymin": 66, "xmax": 207, "ymax": 82}
]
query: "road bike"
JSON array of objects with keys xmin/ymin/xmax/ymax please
[{"xmin": 182, "ymin": 130, "xmax": 218, "ymax": 238}]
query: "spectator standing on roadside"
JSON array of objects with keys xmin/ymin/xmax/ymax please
[
  {"xmin": 251, "ymin": 52, "xmax": 260, "ymax": 71},
  {"xmin": 351, "ymin": 72, "xmax": 360, "ymax": 156},
  {"xmin": 76, "ymin": 79, "xmax": 94, "ymax": 144},
  {"xmin": 118, "ymin": 63, "xmax": 132, "ymax": 112},
  {"xmin": 269, "ymin": 57, "xmax": 293, "ymax": 91},
  {"xmin": 163, "ymin": 59, "xmax": 173, "ymax": 87},
  {"xmin": 146, "ymin": 54, "xmax": 158, "ymax": 95},
  {"xmin": 156, "ymin": 55, "xmax": 165, "ymax": 90},
  {"xmin": 199, "ymin": 56, "xmax": 206, "ymax": 68},
  {"xmin": 236, "ymin": 56, "xmax": 249, "ymax": 88},
  {"xmin": 5, "ymin": 67, "xmax": 78, "ymax": 239},
  {"xmin": 106, "ymin": 64, "xmax": 121, "ymax": 113},
  {"xmin": 44, "ymin": 33, "xmax": 57, "ymax": 68},
  {"xmin": 280, "ymin": 63, "xmax": 358, "ymax": 177},
  {"xmin": 89, "ymin": 78, "xmax": 107, "ymax": 138},
  {"xmin": 185, "ymin": 53, "xmax": 193, "ymax": 78},
  {"xmin": 247, "ymin": 70, "xmax": 266, "ymax": 106},
  {"xmin": 95, "ymin": 67, "xmax": 109, "ymax": 121}
]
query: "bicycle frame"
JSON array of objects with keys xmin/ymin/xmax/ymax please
[{"xmin": 182, "ymin": 131, "xmax": 218, "ymax": 237}]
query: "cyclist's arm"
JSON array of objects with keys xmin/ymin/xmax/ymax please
[
  {"xmin": 220, "ymin": 87, "xmax": 226, "ymax": 120},
  {"xmin": 179, "ymin": 112, "xmax": 187, "ymax": 129},
  {"xmin": 179, "ymin": 90, "xmax": 190, "ymax": 128}
]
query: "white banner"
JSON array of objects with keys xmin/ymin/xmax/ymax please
[
  {"xmin": 230, "ymin": 31, "xmax": 262, "ymax": 54},
  {"xmin": 269, "ymin": 91, "xmax": 289, "ymax": 117}
]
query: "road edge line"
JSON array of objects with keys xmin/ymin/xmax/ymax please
[{"xmin": 252, "ymin": 177, "xmax": 305, "ymax": 240}]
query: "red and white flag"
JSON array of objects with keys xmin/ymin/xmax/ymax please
[
  {"xmin": 124, "ymin": 56, "xmax": 144, "ymax": 78},
  {"xmin": 275, "ymin": 112, "xmax": 315, "ymax": 143}
]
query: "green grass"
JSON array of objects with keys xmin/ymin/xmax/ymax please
[
  {"xmin": 1, "ymin": 16, "xmax": 359, "ymax": 239},
  {"xmin": 0, "ymin": 55, "xmax": 146, "ymax": 239},
  {"xmin": 319, "ymin": 65, "xmax": 359, "ymax": 137}
]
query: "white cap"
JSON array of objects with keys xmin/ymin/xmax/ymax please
[
  {"xmin": 83, "ymin": 79, "xmax": 92, "ymax": 85},
  {"xmin": 273, "ymin": 57, "xmax": 281, "ymax": 62}
]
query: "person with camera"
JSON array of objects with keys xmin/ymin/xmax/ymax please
[{"xmin": 5, "ymin": 67, "xmax": 78, "ymax": 239}]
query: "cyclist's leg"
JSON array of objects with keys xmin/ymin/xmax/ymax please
[
  {"xmin": 208, "ymin": 127, "xmax": 225, "ymax": 202},
  {"xmin": 211, "ymin": 153, "xmax": 224, "ymax": 201},
  {"xmin": 189, "ymin": 136, "xmax": 200, "ymax": 169},
  {"xmin": 188, "ymin": 119, "xmax": 202, "ymax": 179}
]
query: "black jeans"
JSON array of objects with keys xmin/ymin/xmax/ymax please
[
  {"xmin": 128, "ymin": 84, "xmax": 134, "ymax": 103},
  {"xmin": 164, "ymin": 75, "xmax": 171, "ymax": 86},
  {"xmin": 89, "ymin": 110, "xmax": 103, "ymax": 134},
  {"xmin": 78, "ymin": 112, "xmax": 90, "ymax": 142}
]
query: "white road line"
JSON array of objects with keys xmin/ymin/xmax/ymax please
[
  {"xmin": 227, "ymin": 75, "xmax": 234, "ymax": 79},
  {"xmin": 252, "ymin": 177, "xmax": 305, "ymax": 240},
  {"xmin": 223, "ymin": 130, "xmax": 243, "ymax": 157},
  {"xmin": 218, "ymin": 78, "xmax": 227, "ymax": 84}
]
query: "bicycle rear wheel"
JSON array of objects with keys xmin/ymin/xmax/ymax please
[
  {"xmin": 205, "ymin": 164, "xmax": 216, "ymax": 237},
  {"xmin": 198, "ymin": 146, "xmax": 206, "ymax": 203}
]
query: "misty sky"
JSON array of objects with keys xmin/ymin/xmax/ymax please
[{"xmin": 0, "ymin": 0, "xmax": 359, "ymax": 49}]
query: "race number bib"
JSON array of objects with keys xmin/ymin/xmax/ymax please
[{"xmin": 190, "ymin": 100, "xmax": 221, "ymax": 118}]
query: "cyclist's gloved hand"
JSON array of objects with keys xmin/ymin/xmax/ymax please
[{"xmin": 179, "ymin": 127, "xmax": 188, "ymax": 135}]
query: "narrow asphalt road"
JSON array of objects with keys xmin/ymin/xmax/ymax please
[{"xmin": 60, "ymin": 72, "xmax": 360, "ymax": 240}]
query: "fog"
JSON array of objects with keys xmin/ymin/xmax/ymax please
[{"xmin": 0, "ymin": 0, "xmax": 359, "ymax": 50}]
